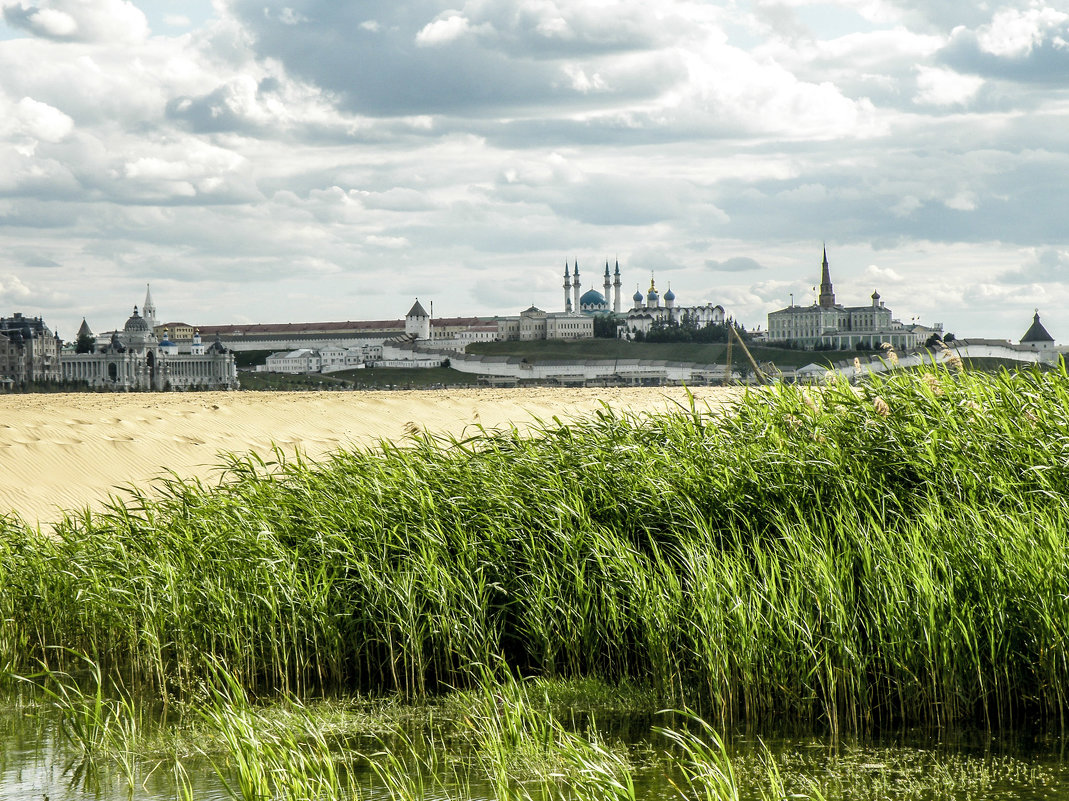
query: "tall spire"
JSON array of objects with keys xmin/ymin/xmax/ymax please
[
  {"xmin": 563, "ymin": 261, "xmax": 573, "ymax": 312},
  {"xmin": 612, "ymin": 260, "xmax": 621, "ymax": 313},
  {"xmin": 143, "ymin": 283, "xmax": 157, "ymax": 327},
  {"xmin": 818, "ymin": 245, "xmax": 835, "ymax": 309},
  {"xmin": 572, "ymin": 259, "xmax": 581, "ymax": 312}
]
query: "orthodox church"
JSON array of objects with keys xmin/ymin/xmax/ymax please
[
  {"xmin": 562, "ymin": 260, "xmax": 726, "ymax": 336},
  {"xmin": 61, "ymin": 286, "xmax": 238, "ymax": 391}
]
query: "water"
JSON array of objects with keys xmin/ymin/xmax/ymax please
[{"xmin": 3, "ymin": 705, "xmax": 1069, "ymax": 800}]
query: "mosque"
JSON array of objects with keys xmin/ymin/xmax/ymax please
[
  {"xmin": 61, "ymin": 286, "xmax": 238, "ymax": 390},
  {"xmin": 562, "ymin": 260, "xmax": 726, "ymax": 336}
]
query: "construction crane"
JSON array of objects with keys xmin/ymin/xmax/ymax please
[{"xmin": 724, "ymin": 325, "xmax": 767, "ymax": 385}]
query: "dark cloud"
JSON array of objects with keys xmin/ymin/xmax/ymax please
[
  {"xmin": 226, "ymin": 0, "xmax": 671, "ymax": 117},
  {"xmin": 705, "ymin": 256, "xmax": 764, "ymax": 272},
  {"xmin": 940, "ymin": 28, "xmax": 1069, "ymax": 85},
  {"xmin": 20, "ymin": 254, "xmax": 61, "ymax": 267},
  {"xmin": 166, "ymin": 86, "xmax": 263, "ymax": 135}
]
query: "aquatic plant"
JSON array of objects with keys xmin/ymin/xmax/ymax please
[{"xmin": 1, "ymin": 365, "xmax": 1069, "ymax": 730}]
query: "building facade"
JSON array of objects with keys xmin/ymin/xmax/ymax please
[
  {"xmin": 496, "ymin": 305, "xmax": 594, "ymax": 341},
  {"xmin": 62, "ymin": 287, "xmax": 238, "ymax": 390},
  {"xmin": 0, "ymin": 313, "xmax": 61, "ymax": 384},
  {"xmin": 767, "ymin": 249, "xmax": 923, "ymax": 350}
]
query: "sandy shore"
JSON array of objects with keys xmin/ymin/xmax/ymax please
[{"xmin": 0, "ymin": 386, "xmax": 739, "ymax": 526}]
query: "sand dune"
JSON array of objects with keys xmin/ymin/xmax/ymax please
[{"xmin": 0, "ymin": 386, "xmax": 738, "ymax": 526}]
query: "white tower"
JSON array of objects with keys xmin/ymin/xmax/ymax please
[
  {"xmin": 143, "ymin": 284, "xmax": 157, "ymax": 330},
  {"xmin": 572, "ymin": 261, "xmax": 581, "ymax": 312},
  {"xmin": 603, "ymin": 262, "xmax": 611, "ymax": 303},
  {"xmin": 191, "ymin": 329, "xmax": 205, "ymax": 355},
  {"xmin": 613, "ymin": 261, "xmax": 622, "ymax": 313},
  {"xmin": 563, "ymin": 263, "xmax": 572, "ymax": 312},
  {"xmin": 405, "ymin": 299, "xmax": 431, "ymax": 340}
]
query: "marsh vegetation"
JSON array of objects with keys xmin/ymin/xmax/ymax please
[{"xmin": 3, "ymin": 364, "xmax": 1069, "ymax": 798}]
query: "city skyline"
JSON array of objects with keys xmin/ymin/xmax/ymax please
[{"xmin": 0, "ymin": 0, "xmax": 1066, "ymax": 342}]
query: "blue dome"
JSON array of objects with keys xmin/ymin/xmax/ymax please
[
  {"xmin": 580, "ymin": 289, "xmax": 607, "ymax": 307},
  {"xmin": 633, "ymin": 289, "xmax": 643, "ymax": 301},
  {"xmin": 664, "ymin": 288, "xmax": 676, "ymax": 301}
]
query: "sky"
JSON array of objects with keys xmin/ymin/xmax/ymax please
[{"xmin": 0, "ymin": 0, "xmax": 1067, "ymax": 342}]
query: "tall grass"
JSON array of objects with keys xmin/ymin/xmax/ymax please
[{"xmin": 2, "ymin": 365, "xmax": 1069, "ymax": 730}]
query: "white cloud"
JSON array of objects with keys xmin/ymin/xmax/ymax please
[
  {"xmin": 561, "ymin": 64, "xmax": 607, "ymax": 93},
  {"xmin": 976, "ymin": 6, "xmax": 1069, "ymax": 58},
  {"xmin": 863, "ymin": 264, "xmax": 902, "ymax": 282},
  {"xmin": 415, "ymin": 14, "xmax": 471, "ymax": 46},
  {"xmin": 913, "ymin": 65, "xmax": 983, "ymax": 106},
  {"xmin": 3, "ymin": 0, "xmax": 149, "ymax": 43},
  {"xmin": 163, "ymin": 14, "xmax": 190, "ymax": 27},
  {"xmin": 944, "ymin": 191, "xmax": 977, "ymax": 211},
  {"xmin": 14, "ymin": 96, "xmax": 73, "ymax": 142},
  {"xmin": 20, "ymin": 6, "xmax": 75, "ymax": 36},
  {"xmin": 278, "ymin": 7, "xmax": 307, "ymax": 26},
  {"xmin": 0, "ymin": 274, "xmax": 34, "ymax": 301}
]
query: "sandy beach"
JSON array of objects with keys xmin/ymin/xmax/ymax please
[{"xmin": 0, "ymin": 386, "xmax": 738, "ymax": 526}]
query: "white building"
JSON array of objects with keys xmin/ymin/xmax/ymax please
[
  {"xmin": 766, "ymin": 249, "xmax": 925, "ymax": 350},
  {"xmin": 62, "ymin": 286, "xmax": 238, "ymax": 390},
  {"xmin": 264, "ymin": 343, "xmax": 384, "ymax": 374},
  {"xmin": 496, "ymin": 305, "xmax": 594, "ymax": 341},
  {"xmin": 265, "ymin": 348, "xmax": 322, "ymax": 374}
]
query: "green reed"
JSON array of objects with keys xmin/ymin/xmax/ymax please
[{"xmin": 2, "ymin": 365, "xmax": 1069, "ymax": 730}]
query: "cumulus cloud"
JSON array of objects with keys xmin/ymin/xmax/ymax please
[
  {"xmin": 913, "ymin": 65, "xmax": 983, "ymax": 105},
  {"xmin": 12, "ymin": 96, "xmax": 73, "ymax": 142},
  {"xmin": 2, "ymin": 0, "xmax": 148, "ymax": 43},
  {"xmin": 863, "ymin": 264, "xmax": 903, "ymax": 282},
  {"xmin": 976, "ymin": 6, "xmax": 1068, "ymax": 58},
  {"xmin": 0, "ymin": 274, "xmax": 34, "ymax": 301},
  {"xmin": 415, "ymin": 14, "xmax": 472, "ymax": 46}
]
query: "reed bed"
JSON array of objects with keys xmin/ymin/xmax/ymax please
[{"xmin": 2, "ymin": 366, "xmax": 1069, "ymax": 731}]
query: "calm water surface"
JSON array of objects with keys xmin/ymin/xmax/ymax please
[{"xmin": 3, "ymin": 708, "xmax": 1069, "ymax": 800}]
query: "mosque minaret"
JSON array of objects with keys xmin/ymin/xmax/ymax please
[
  {"xmin": 563, "ymin": 263, "xmax": 572, "ymax": 312},
  {"xmin": 572, "ymin": 261, "xmax": 582, "ymax": 312}
]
